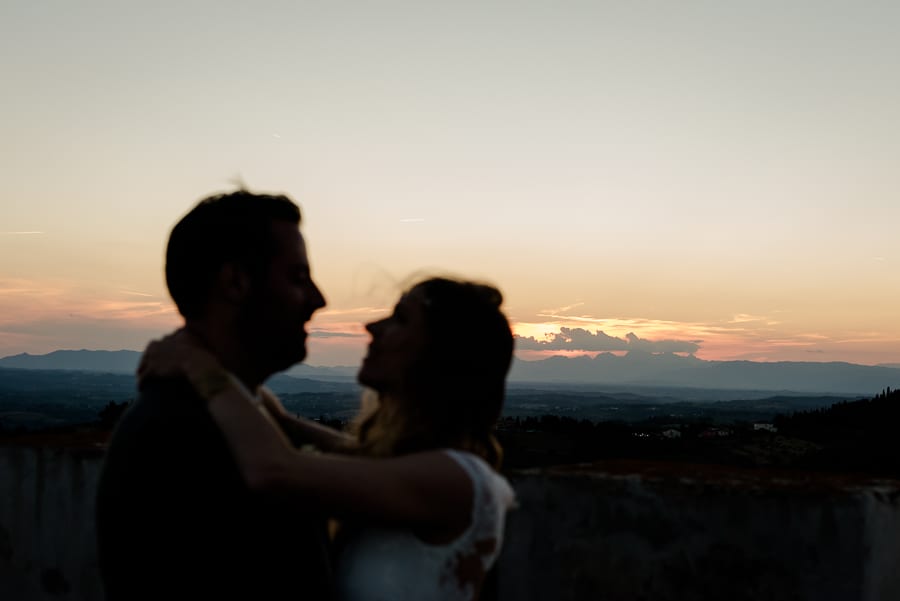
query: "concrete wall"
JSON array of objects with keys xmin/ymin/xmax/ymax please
[
  {"xmin": 0, "ymin": 446, "xmax": 104, "ymax": 601},
  {"xmin": 2, "ymin": 447, "xmax": 900, "ymax": 601},
  {"xmin": 497, "ymin": 463, "xmax": 900, "ymax": 601}
]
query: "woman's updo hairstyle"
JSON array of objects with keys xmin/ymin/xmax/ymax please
[{"xmin": 356, "ymin": 277, "xmax": 514, "ymax": 468}]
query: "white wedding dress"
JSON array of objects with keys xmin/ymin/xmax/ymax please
[{"xmin": 335, "ymin": 449, "xmax": 516, "ymax": 601}]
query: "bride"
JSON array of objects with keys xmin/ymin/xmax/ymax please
[{"xmin": 139, "ymin": 276, "xmax": 516, "ymax": 601}]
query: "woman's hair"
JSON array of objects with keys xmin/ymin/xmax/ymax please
[{"xmin": 354, "ymin": 277, "xmax": 514, "ymax": 468}]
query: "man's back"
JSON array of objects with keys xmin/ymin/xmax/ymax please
[{"xmin": 96, "ymin": 377, "xmax": 332, "ymax": 600}]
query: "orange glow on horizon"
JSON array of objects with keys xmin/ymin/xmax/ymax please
[
  {"xmin": 510, "ymin": 318, "xmax": 900, "ymax": 366},
  {"xmin": 1, "ymin": 277, "xmax": 898, "ymax": 367}
]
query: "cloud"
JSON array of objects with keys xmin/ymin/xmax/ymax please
[
  {"xmin": 308, "ymin": 329, "xmax": 365, "ymax": 339},
  {"xmin": 538, "ymin": 301, "xmax": 585, "ymax": 314},
  {"xmin": 729, "ymin": 313, "xmax": 768, "ymax": 324},
  {"xmin": 0, "ymin": 278, "xmax": 179, "ymax": 335},
  {"xmin": 623, "ymin": 332, "xmax": 701, "ymax": 354},
  {"xmin": 515, "ymin": 327, "xmax": 701, "ymax": 354},
  {"xmin": 317, "ymin": 307, "xmax": 385, "ymax": 317},
  {"xmin": 515, "ymin": 327, "xmax": 623, "ymax": 351}
]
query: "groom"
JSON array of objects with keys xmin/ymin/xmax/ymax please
[{"xmin": 96, "ymin": 190, "xmax": 331, "ymax": 600}]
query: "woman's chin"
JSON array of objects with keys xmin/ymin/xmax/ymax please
[
  {"xmin": 356, "ymin": 365, "xmax": 372, "ymax": 387},
  {"xmin": 356, "ymin": 366, "xmax": 384, "ymax": 392}
]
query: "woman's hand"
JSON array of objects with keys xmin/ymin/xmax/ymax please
[
  {"xmin": 137, "ymin": 329, "xmax": 228, "ymax": 398},
  {"xmin": 260, "ymin": 387, "xmax": 289, "ymax": 418},
  {"xmin": 259, "ymin": 386, "xmax": 359, "ymax": 452}
]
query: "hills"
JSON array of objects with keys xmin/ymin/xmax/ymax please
[
  {"xmin": 507, "ymin": 351, "xmax": 900, "ymax": 395},
  {"xmin": 2, "ymin": 349, "xmax": 899, "ymax": 396},
  {"xmin": 0, "ymin": 350, "xmax": 358, "ymax": 381},
  {"xmin": 0, "ymin": 350, "xmax": 142, "ymax": 373},
  {"xmin": 0, "ymin": 365, "xmax": 856, "ymax": 433}
]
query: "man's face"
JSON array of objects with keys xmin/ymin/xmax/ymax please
[{"xmin": 239, "ymin": 221, "xmax": 326, "ymax": 375}]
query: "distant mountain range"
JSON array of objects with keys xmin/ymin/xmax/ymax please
[
  {"xmin": 0, "ymin": 350, "xmax": 358, "ymax": 381},
  {"xmin": 507, "ymin": 351, "xmax": 900, "ymax": 395},
  {"xmin": 0, "ymin": 350, "xmax": 142, "ymax": 373},
  {"xmin": 2, "ymin": 349, "xmax": 899, "ymax": 395}
]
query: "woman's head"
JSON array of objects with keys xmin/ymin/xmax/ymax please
[{"xmin": 356, "ymin": 277, "xmax": 514, "ymax": 467}]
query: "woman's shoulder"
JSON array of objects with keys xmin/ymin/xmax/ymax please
[{"xmin": 440, "ymin": 449, "xmax": 515, "ymax": 511}]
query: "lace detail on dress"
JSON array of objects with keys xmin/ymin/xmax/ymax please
[
  {"xmin": 336, "ymin": 450, "xmax": 515, "ymax": 601},
  {"xmin": 436, "ymin": 450, "xmax": 515, "ymax": 599}
]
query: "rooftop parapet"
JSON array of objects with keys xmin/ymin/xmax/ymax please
[
  {"xmin": 2, "ymin": 445, "xmax": 899, "ymax": 600},
  {"xmin": 498, "ymin": 460, "xmax": 900, "ymax": 601}
]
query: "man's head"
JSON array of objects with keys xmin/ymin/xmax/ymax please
[{"xmin": 165, "ymin": 190, "xmax": 325, "ymax": 379}]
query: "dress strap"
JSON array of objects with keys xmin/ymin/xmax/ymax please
[{"xmin": 441, "ymin": 449, "xmax": 516, "ymax": 516}]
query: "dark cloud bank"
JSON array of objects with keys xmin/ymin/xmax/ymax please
[{"xmin": 515, "ymin": 327, "xmax": 701, "ymax": 355}]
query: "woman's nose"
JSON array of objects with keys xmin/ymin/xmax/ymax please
[{"xmin": 366, "ymin": 317, "xmax": 392, "ymax": 335}]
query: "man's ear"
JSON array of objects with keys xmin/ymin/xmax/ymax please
[{"xmin": 217, "ymin": 262, "xmax": 252, "ymax": 304}]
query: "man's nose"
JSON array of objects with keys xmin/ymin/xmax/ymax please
[{"xmin": 309, "ymin": 280, "xmax": 326, "ymax": 311}]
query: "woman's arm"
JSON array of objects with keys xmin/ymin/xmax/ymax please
[
  {"xmin": 195, "ymin": 369, "xmax": 473, "ymax": 530},
  {"xmin": 259, "ymin": 388, "xmax": 358, "ymax": 453}
]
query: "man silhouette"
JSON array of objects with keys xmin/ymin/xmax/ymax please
[{"xmin": 96, "ymin": 190, "xmax": 330, "ymax": 600}]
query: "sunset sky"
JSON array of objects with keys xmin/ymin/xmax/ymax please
[{"xmin": 2, "ymin": 1, "xmax": 899, "ymax": 367}]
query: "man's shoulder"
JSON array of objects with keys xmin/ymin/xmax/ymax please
[
  {"xmin": 105, "ymin": 376, "xmax": 212, "ymax": 452},
  {"xmin": 100, "ymin": 375, "xmax": 233, "ymax": 489},
  {"xmin": 127, "ymin": 376, "xmax": 205, "ymax": 421},
  {"xmin": 137, "ymin": 375, "xmax": 203, "ymax": 405}
]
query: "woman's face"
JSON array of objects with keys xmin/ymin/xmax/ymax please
[{"xmin": 357, "ymin": 288, "xmax": 430, "ymax": 396}]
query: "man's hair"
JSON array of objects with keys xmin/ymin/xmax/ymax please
[{"xmin": 165, "ymin": 190, "xmax": 301, "ymax": 319}]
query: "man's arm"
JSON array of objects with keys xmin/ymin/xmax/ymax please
[{"xmin": 185, "ymin": 370, "xmax": 473, "ymax": 531}]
